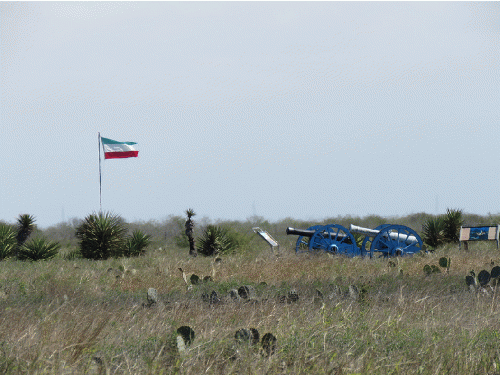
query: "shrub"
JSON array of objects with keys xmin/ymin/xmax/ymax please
[
  {"xmin": 443, "ymin": 208, "xmax": 463, "ymax": 243},
  {"xmin": 62, "ymin": 247, "xmax": 83, "ymax": 260},
  {"xmin": 197, "ymin": 225, "xmax": 235, "ymax": 256},
  {"xmin": 174, "ymin": 234, "xmax": 189, "ymax": 248},
  {"xmin": 0, "ymin": 224, "xmax": 16, "ymax": 260},
  {"xmin": 422, "ymin": 216, "xmax": 445, "ymax": 249},
  {"xmin": 75, "ymin": 212, "xmax": 127, "ymax": 260},
  {"xmin": 15, "ymin": 214, "xmax": 36, "ymax": 257},
  {"xmin": 224, "ymin": 227, "xmax": 251, "ymax": 252},
  {"xmin": 123, "ymin": 230, "xmax": 151, "ymax": 257},
  {"xmin": 18, "ymin": 237, "xmax": 60, "ymax": 261},
  {"xmin": 16, "ymin": 214, "xmax": 36, "ymax": 248},
  {"xmin": 422, "ymin": 209, "xmax": 464, "ymax": 249}
]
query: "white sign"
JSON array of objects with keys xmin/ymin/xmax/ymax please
[{"xmin": 252, "ymin": 227, "xmax": 279, "ymax": 250}]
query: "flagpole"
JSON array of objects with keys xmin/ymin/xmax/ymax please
[{"xmin": 98, "ymin": 132, "xmax": 102, "ymax": 214}]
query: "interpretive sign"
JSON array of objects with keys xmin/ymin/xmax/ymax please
[
  {"xmin": 459, "ymin": 225, "xmax": 500, "ymax": 249},
  {"xmin": 252, "ymin": 227, "xmax": 279, "ymax": 252}
]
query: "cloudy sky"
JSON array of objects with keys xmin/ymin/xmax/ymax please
[{"xmin": 1, "ymin": 2, "xmax": 499, "ymax": 228}]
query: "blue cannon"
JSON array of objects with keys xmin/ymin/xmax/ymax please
[{"xmin": 286, "ymin": 223, "xmax": 423, "ymax": 257}]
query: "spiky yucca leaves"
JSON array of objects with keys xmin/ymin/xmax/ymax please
[
  {"xmin": 123, "ymin": 230, "xmax": 151, "ymax": 257},
  {"xmin": 185, "ymin": 208, "xmax": 197, "ymax": 257},
  {"xmin": 0, "ymin": 224, "xmax": 17, "ymax": 260},
  {"xmin": 197, "ymin": 225, "xmax": 235, "ymax": 256},
  {"xmin": 76, "ymin": 212, "xmax": 127, "ymax": 260},
  {"xmin": 422, "ymin": 216, "xmax": 445, "ymax": 249},
  {"xmin": 18, "ymin": 237, "xmax": 60, "ymax": 261},
  {"xmin": 443, "ymin": 208, "xmax": 463, "ymax": 243},
  {"xmin": 16, "ymin": 214, "xmax": 36, "ymax": 248},
  {"xmin": 186, "ymin": 208, "xmax": 196, "ymax": 219}
]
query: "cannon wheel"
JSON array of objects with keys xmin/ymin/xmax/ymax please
[
  {"xmin": 309, "ymin": 224, "xmax": 360, "ymax": 256},
  {"xmin": 361, "ymin": 224, "xmax": 391, "ymax": 258},
  {"xmin": 295, "ymin": 225, "xmax": 324, "ymax": 253},
  {"xmin": 369, "ymin": 224, "xmax": 423, "ymax": 257}
]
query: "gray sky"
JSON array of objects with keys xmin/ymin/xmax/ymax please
[{"xmin": 1, "ymin": 2, "xmax": 499, "ymax": 228}]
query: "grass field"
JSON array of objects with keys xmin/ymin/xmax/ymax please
[{"xmin": 1, "ymin": 229, "xmax": 500, "ymax": 374}]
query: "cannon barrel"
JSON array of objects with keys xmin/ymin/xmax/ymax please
[
  {"xmin": 286, "ymin": 227, "xmax": 317, "ymax": 237},
  {"xmin": 349, "ymin": 224, "xmax": 418, "ymax": 245},
  {"xmin": 286, "ymin": 227, "xmax": 347, "ymax": 240}
]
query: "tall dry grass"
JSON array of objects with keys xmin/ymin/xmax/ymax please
[{"xmin": 0, "ymin": 241, "xmax": 500, "ymax": 374}]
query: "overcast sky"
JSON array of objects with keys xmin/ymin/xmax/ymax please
[{"xmin": 1, "ymin": 2, "xmax": 499, "ymax": 228}]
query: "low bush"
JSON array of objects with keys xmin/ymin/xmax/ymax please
[
  {"xmin": 75, "ymin": 212, "xmax": 127, "ymax": 260},
  {"xmin": 198, "ymin": 225, "xmax": 234, "ymax": 256},
  {"xmin": 18, "ymin": 237, "xmax": 60, "ymax": 261},
  {"xmin": 0, "ymin": 224, "xmax": 16, "ymax": 260},
  {"xmin": 123, "ymin": 230, "xmax": 151, "ymax": 257},
  {"xmin": 443, "ymin": 208, "xmax": 463, "ymax": 243},
  {"xmin": 422, "ymin": 216, "xmax": 445, "ymax": 249}
]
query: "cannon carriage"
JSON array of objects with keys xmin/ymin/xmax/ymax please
[{"xmin": 286, "ymin": 223, "xmax": 423, "ymax": 257}]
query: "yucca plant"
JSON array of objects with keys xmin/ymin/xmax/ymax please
[
  {"xmin": 443, "ymin": 208, "xmax": 463, "ymax": 243},
  {"xmin": 185, "ymin": 208, "xmax": 197, "ymax": 257},
  {"xmin": 123, "ymin": 230, "xmax": 151, "ymax": 257},
  {"xmin": 75, "ymin": 212, "xmax": 127, "ymax": 260},
  {"xmin": 0, "ymin": 224, "xmax": 17, "ymax": 260},
  {"xmin": 197, "ymin": 225, "xmax": 234, "ymax": 256},
  {"xmin": 422, "ymin": 216, "xmax": 445, "ymax": 249},
  {"xmin": 15, "ymin": 214, "xmax": 36, "ymax": 257},
  {"xmin": 18, "ymin": 237, "xmax": 60, "ymax": 261}
]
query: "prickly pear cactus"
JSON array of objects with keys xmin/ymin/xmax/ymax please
[
  {"xmin": 430, "ymin": 265, "xmax": 441, "ymax": 273},
  {"xmin": 491, "ymin": 266, "xmax": 500, "ymax": 279},
  {"xmin": 478, "ymin": 270, "xmax": 491, "ymax": 287},
  {"xmin": 465, "ymin": 275, "xmax": 476, "ymax": 287},
  {"xmin": 423, "ymin": 265, "xmax": 432, "ymax": 275},
  {"xmin": 438, "ymin": 257, "xmax": 451, "ymax": 271}
]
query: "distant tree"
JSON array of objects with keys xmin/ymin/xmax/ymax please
[{"xmin": 185, "ymin": 209, "xmax": 197, "ymax": 257}]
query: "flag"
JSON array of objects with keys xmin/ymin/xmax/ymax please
[{"xmin": 101, "ymin": 137, "xmax": 139, "ymax": 159}]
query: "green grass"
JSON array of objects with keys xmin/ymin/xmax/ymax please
[{"xmin": 1, "ymin": 217, "xmax": 500, "ymax": 373}]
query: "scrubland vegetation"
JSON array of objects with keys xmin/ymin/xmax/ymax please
[{"xmin": 1, "ymin": 212, "xmax": 500, "ymax": 374}]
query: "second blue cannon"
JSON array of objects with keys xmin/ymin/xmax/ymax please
[{"xmin": 286, "ymin": 223, "xmax": 423, "ymax": 257}]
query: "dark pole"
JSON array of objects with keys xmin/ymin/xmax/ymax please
[{"xmin": 98, "ymin": 132, "xmax": 102, "ymax": 214}]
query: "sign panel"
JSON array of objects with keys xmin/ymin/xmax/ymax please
[
  {"xmin": 459, "ymin": 225, "xmax": 499, "ymax": 249},
  {"xmin": 469, "ymin": 227, "xmax": 489, "ymax": 241},
  {"xmin": 252, "ymin": 227, "xmax": 279, "ymax": 251}
]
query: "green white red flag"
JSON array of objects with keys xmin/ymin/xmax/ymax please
[{"xmin": 101, "ymin": 137, "xmax": 139, "ymax": 159}]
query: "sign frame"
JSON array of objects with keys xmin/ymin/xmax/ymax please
[{"xmin": 459, "ymin": 225, "xmax": 500, "ymax": 249}]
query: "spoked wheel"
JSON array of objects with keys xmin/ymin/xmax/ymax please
[
  {"xmin": 309, "ymin": 224, "xmax": 360, "ymax": 256},
  {"xmin": 361, "ymin": 224, "xmax": 391, "ymax": 258},
  {"xmin": 295, "ymin": 225, "xmax": 324, "ymax": 253},
  {"xmin": 369, "ymin": 224, "xmax": 423, "ymax": 258}
]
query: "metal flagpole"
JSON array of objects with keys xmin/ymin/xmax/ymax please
[{"xmin": 98, "ymin": 132, "xmax": 102, "ymax": 214}]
